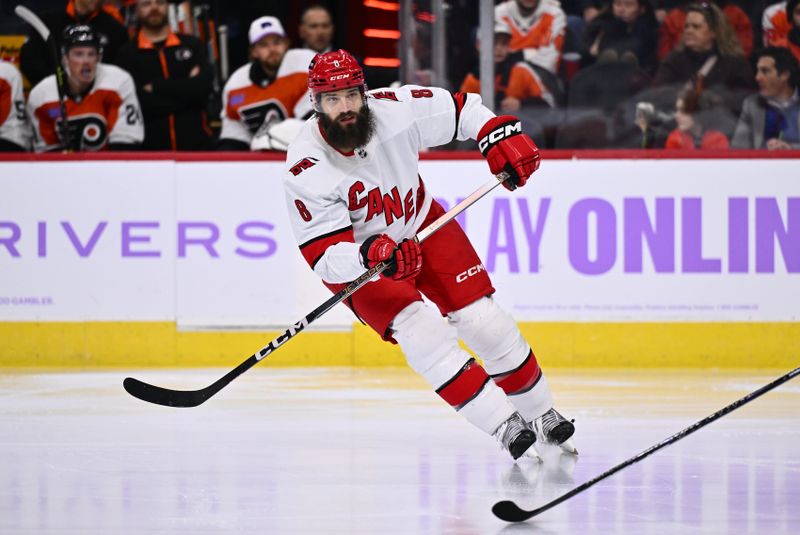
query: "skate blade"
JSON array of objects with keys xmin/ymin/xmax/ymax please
[
  {"xmin": 559, "ymin": 438, "xmax": 578, "ymax": 455},
  {"xmin": 518, "ymin": 443, "xmax": 543, "ymax": 463}
]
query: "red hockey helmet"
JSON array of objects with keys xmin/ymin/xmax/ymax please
[{"xmin": 308, "ymin": 49, "xmax": 366, "ymax": 111}]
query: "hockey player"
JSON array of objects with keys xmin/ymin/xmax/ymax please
[
  {"xmin": 27, "ymin": 25, "xmax": 144, "ymax": 152},
  {"xmin": 494, "ymin": 0, "xmax": 567, "ymax": 75},
  {"xmin": 217, "ymin": 16, "xmax": 316, "ymax": 151},
  {"xmin": 0, "ymin": 61, "xmax": 31, "ymax": 151},
  {"xmin": 282, "ymin": 50, "xmax": 576, "ymax": 461},
  {"xmin": 19, "ymin": 0, "xmax": 129, "ymax": 87}
]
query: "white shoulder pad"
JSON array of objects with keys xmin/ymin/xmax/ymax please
[
  {"xmin": 223, "ymin": 63, "xmax": 252, "ymax": 92},
  {"xmin": 93, "ymin": 63, "xmax": 134, "ymax": 90},
  {"xmin": 277, "ymin": 49, "xmax": 317, "ymax": 78},
  {"xmin": 28, "ymin": 74, "xmax": 58, "ymax": 108},
  {"xmin": 0, "ymin": 61, "xmax": 21, "ymax": 81}
]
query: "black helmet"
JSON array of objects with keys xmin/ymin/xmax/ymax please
[{"xmin": 61, "ymin": 24, "xmax": 103, "ymax": 56}]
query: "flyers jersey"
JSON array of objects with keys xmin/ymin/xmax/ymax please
[
  {"xmin": 0, "ymin": 61, "xmax": 31, "ymax": 150},
  {"xmin": 27, "ymin": 63, "xmax": 143, "ymax": 152},
  {"xmin": 283, "ymin": 85, "xmax": 494, "ymax": 284},
  {"xmin": 220, "ymin": 48, "xmax": 316, "ymax": 145},
  {"xmin": 763, "ymin": 2, "xmax": 790, "ymax": 46},
  {"xmin": 763, "ymin": 2, "xmax": 800, "ymax": 61},
  {"xmin": 494, "ymin": 0, "xmax": 566, "ymax": 73}
]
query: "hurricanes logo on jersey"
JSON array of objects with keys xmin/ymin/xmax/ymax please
[{"xmin": 347, "ymin": 180, "xmax": 424, "ymax": 226}]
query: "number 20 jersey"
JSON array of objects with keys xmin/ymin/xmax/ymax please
[
  {"xmin": 27, "ymin": 63, "xmax": 144, "ymax": 152},
  {"xmin": 282, "ymin": 85, "xmax": 494, "ymax": 284}
]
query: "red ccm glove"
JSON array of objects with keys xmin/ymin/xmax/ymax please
[
  {"xmin": 360, "ymin": 234, "xmax": 422, "ymax": 281},
  {"xmin": 477, "ymin": 115, "xmax": 541, "ymax": 191}
]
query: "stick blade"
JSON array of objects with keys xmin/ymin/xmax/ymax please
[
  {"xmin": 491, "ymin": 500, "xmax": 536, "ymax": 523},
  {"xmin": 123, "ymin": 377, "xmax": 208, "ymax": 408},
  {"xmin": 14, "ymin": 5, "xmax": 51, "ymax": 41}
]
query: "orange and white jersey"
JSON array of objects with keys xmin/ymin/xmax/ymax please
[
  {"xmin": 494, "ymin": 0, "xmax": 566, "ymax": 73},
  {"xmin": 283, "ymin": 86, "xmax": 494, "ymax": 284},
  {"xmin": 0, "ymin": 61, "xmax": 31, "ymax": 150},
  {"xmin": 763, "ymin": 2, "xmax": 790, "ymax": 46},
  {"xmin": 27, "ymin": 64, "xmax": 143, "ymax": 152},
  {"xmin": 219, "ymin": 48, "xmax": 316, "ymax": 145},
  {"xmin": 505, "ymin": 62, "xmax": 555, "ymax": 107}
]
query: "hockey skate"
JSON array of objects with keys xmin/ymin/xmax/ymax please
[
  {"xmin": 532, "ymin": 408, "xmax": 578, "ymax": 455},
  {"xmin": 494, "ymin": 412, "xmax": 541, "ymax": 461}
]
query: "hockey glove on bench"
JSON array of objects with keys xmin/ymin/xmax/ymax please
[
  {"xmin": 478, "ymin": 115, "xmax": 541, "ymax": 191},
  {"xmin": 360, "ymin": 234, "xmax": 422, "ymax": 281}
]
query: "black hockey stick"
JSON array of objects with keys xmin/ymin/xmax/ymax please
[
  {"xmin": 14, "ymin": 5, "xmax": 72, "ymax": 150},
  {"xmin": 493, "ymin": 365, "xmax": 800, "ymax": 523},
  {"xmin": 124, "ymin": 175, "xmax": 505, "ymax": 407}
]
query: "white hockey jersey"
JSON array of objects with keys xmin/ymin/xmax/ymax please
[
  {"xmin": 494, "ymin": 0, "xmax": 566, "ymax": 73},
  {"xmin": 27, "ymin": 63, "xmax": 143, "ymax": 152},
  {"xmin": 283, "ymin": 86, "xmax": 494, "ymax": 284},
  {"xmin": 762, "ymin": 2, "xmax": 788, "ymax": 47},
  {"xmin": 219, "ymin": 48, "xmax": 316, "ymax": 145},
  {"xmin": 0, "ymin": 61, "xmax": 31, "ymax": 150}
]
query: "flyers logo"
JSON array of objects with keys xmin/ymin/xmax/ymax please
[
  {"xmin": 60, "ymin": 113, "xmax": 109, "ymax": 151},
  {"xmin": 237, "ymin": 99, "xmax": 287, "ymax": 134}
]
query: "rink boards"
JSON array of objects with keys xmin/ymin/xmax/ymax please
[{"xmin": 1, "ymin": 152, "xmax": 798, "ymax": 367}]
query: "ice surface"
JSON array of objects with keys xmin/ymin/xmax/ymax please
[{"xmin": 0, "ymin": 368, "xmax": 797, "ymax": 534}]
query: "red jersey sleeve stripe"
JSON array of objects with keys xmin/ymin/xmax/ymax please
[
  {"xmin": 299, "ymin": 226, "xmax": 355, "ymax": 269},
  {"xmin": 491, "ymin": 350, "xmax": 542, "ymax": 395},
  {"xmin": 436, "ymin": 358, "xmax": 491, "ymax": 409},
  {"xmin": 450, "ymin": 91, "xmax": 467, "ymax": 142}
]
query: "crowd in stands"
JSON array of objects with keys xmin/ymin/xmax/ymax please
[{"xmin": 0, "ymin": 0, "xmax": 798, "ymax": 152}]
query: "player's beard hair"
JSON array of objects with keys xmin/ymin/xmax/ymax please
[
  {"xmin": 141, "ymin": 11, "xmax": 168, "ymax": 31},
  {"xmin": 318, "ymin": 105, "xmax": 375, "ymax": 151}
]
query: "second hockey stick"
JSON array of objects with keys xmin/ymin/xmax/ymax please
[
  {"xmin": 15, "ymin": 5, "xmax": 72, "ymax": 150},
  {"xmin": 124, "ymin": 175, "xmax": 505, "ymax": 408},
  {"xmin": 492, "ymin": 365, "xmax": 800, "ymax": 523}
]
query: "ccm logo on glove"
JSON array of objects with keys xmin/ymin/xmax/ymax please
[
  {"xmin": 478, "ymin": 121, "xmax": 522, "ymax": 153},
  {"xmin": 477, "ymin": 115, "xmax": 541, "ymax": 191}
]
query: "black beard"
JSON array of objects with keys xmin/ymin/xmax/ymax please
[
  {"xmin": 141, "ymin": 13, "xmax": 168, "ymax": 31},
  {"xmin": 318, "ymin": 105, "xmax": 375, "ymax": 151}
]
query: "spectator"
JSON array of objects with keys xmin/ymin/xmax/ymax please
[
  {"xmin": 19, "ymin": 0, "xmax": 129, "ymax": 87},
  {"xmin": 659, "ymin": 1, "xmax": 754, "ymax": 60},
  {"xmin": 459, "ymin": 29, "xmax": 557, "ymax": 110},
  {"xmin": 653, "ymin": 2, "xmax": 755, "ymax": 115},
  {"xmin": 298, "ymin": 4, "xmax": 335, "ymax": 54},
  {"xmin": 559, "ymin": 0, "xmax": 609, "ymax": 55},
  {"xmin": 494, "ymin": 0, "xmax": 567, "ymax": 76},
  {"xmin": 763, "ymin": 0, "xmax": 800, "ymax": 62},
  {"xmin": 561, "ymin": 0, "xmax": 608, "ymax": 21},
  {"xmin": 27, "ymin": 25, "xmax": 144, "ymax": 152},
  {"xmin": 584, "ymin": 0, "xmax": 659, "ymax": 73},
  {"xmin": 217, "ymin": 16, "xmax": 315, "ymax": 151},
  {"xmin": 732, "ymin": 46, "xmax": 800, "ymax": 148},
  {"xmin": 116, "ymin": 0, "xmax": 213, "ymax": 150},
  {"xmin": 0, "ymin": 61, "xmax": 31, "ymax": 152},
  {"xmin": 460, "ymin": 30, "xmax": 523, "ymax": 102},
  {"xmin": 665, "ymin": 86, "xmax": 730, "ymax": 148}
]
